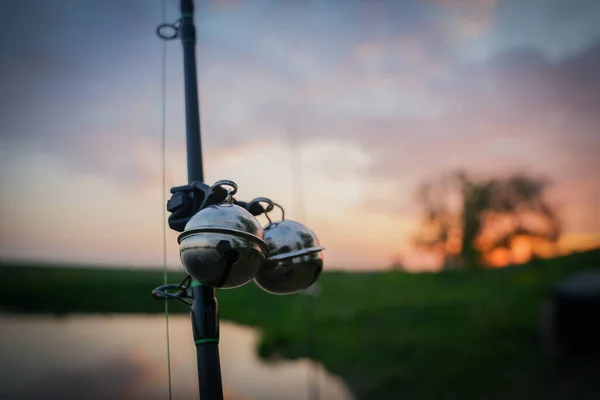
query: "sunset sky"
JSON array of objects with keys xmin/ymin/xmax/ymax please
[{"xmin": 0, "ymin": 0, "xmax": 599, "ymax": 271}]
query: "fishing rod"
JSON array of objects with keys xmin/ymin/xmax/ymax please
[{"xmin": 151, "ymin": 1, "xmax": 325, "ymax": 399}]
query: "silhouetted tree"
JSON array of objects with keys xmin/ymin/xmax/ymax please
[
  {"xmin": 390, "ymin": 256, "xmax": 409, "ymax": 272},
  {"xmin": 412, "ymin": 170, "xmax": 561, "ymax": 269}
]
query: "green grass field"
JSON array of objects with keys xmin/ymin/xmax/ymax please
[{"xmin": 1, "ymin": 249, "xmax": 600, "ymax": 399}]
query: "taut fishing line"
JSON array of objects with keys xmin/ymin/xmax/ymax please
[
  {"xmin": 160, "ymin": 0, "xmax": 173, "ymax": 398},
  {"xmin": 287, "ymin": 120, "xmax": 319, "ymax": 400}
]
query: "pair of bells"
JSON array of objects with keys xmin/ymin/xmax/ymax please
[{"xmin": 178, "ymin": 181, "xmax": 324, "ymax": 294}]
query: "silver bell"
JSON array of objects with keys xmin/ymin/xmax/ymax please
[
  {"xmin": 178, "ymin": 181, "xmax": 269, "ymax": 288},
  {"xmin": 254, "ymin": 201, "xmax": 324, "ymax": 295}
]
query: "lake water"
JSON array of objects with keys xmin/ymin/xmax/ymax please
[{"xmin": 0, "ymin": 314, "xmax": 354, "ymax": 400}]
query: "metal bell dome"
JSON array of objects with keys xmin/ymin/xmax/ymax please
[
  {"xmin": 254, "ymin": 220, "xmax": 324, "ymax": 295},
  {"xmin": 178, "ymin": 203, "xmax": 269, "ymax": 288}
]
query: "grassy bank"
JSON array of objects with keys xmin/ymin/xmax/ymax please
[{"xmin": 1, "ymin": 249, "xmax": 600, "ymax": 399}]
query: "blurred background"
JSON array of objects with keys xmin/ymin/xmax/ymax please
[{"xmin": 0, "ymin": 0, "xmax": 599, "ymax": 399}]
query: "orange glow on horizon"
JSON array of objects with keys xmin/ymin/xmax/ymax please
[{"xmin": 482, "ymin": 233, "xmax": 600, "ymax": 268}]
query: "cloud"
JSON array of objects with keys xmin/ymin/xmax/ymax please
[
  {"xmin": 426, "ymin": 0, "xmax": 501, "ymax": 40},
  {"xmin": 259, "ymin": 35, "xmax": 600, "ymax": 241},
  {"xmin": 486, "ymin": 0, "xmax": 600, "ymax": 61},
  {"xmin": 2, "ymin": 0, "xmax": 598, "ymax": 188},
  {"xmin": 1, "ymin": 0, "xmax": 599, "ymax": 267}
]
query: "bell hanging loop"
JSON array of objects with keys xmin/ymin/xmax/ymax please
[
  {"xmin": 248, "ymin": 197, "xmax": 275, "ymax": 214},
  {"xmin": 267, "ymin": 202, "xmax": 286, "ymax": 227},
  {"xmin": 212, "ymin": 180, "xmax": 237, "ymax": 204},
  {"xmin": 249, "ymin": 197, "xmax": 275, "ymax": 225}
]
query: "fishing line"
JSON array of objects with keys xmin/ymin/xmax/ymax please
[
  {"xmin": 287, "ymin": 120, "xmax": 319, "ymax": 400},
  {"xmin": 160, "ymin": 0, "xmax": 173, "ymax": 398}
]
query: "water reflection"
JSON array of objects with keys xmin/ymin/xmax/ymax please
[{"xmin": 0, "ymin": 314, "xmax": 353, "ymax": 400}]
